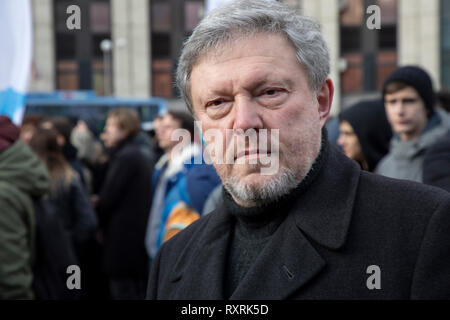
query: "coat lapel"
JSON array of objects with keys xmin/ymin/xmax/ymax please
[
  {"xmin": 292, "ymin": 144, "xmax": 361, "ymax": 250},
  {"xmin": 169, "ymin": 206, "xmax": 233, "ymax": 299},
  {"xmin": 229, "ymin": 212, "xmax": 326, "ymax": 300}
]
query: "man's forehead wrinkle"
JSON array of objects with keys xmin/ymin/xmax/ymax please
[
  {"xmin": 199, "ymin": 49, "xmax": 279, "ymax": 71},
  {"xmin": 196, "ymin": 32, "xmax": 291, "ymax": 65}
]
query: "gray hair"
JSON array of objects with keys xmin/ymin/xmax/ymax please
[{"xmin": 176, "ymin": 0, "xmax": 330, "ymax": 112}]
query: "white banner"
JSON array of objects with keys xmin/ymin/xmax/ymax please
[{"xmin": 0, "ymin": 0, "xmax": 33, "ymax": 125}]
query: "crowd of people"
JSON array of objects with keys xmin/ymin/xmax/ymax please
[
  {"xmin": 332, "ymin": 66, "xmax": 450, "ymax": 192},
  {"xmin": 0, "ymin": 107, "xmax": 220, "ymax": 299},
  {"xmin": 1, "ymin": 0, "xmax": 450, "ymax": 301},
  {"xmin": 1, "ymin": 62, "xmax": 450, "ymax": 302},
  {"xmin": 1, "ymin": 57, "xmax": 450, "ymax": 302}
]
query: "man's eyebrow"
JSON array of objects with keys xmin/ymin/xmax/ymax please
[
  {"xmin": 246, "ymin": 76, "xmax": 294, "ymax": 92},
  {"xmin": 198, "ymin": 75, "xmax": 293, "ymax": 103}
]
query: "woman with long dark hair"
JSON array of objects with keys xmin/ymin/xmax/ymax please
[{"xmin": 29, "ymin": 127, "xmax": 97, "ymax": 259}]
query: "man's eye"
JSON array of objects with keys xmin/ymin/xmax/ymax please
[
  {"xmin": 403, "ymin": 98, "xmax": 417, "ymax": 104},
  {"xmin": 206, "ymin": 100, "xmax": 224, "ymax": 108},
  {"xmin": 263, "ymin": 89, "xmax": 280, "ymax": 96}
]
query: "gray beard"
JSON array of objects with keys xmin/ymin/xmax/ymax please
[{"xmin": 223, "ymin": 167, "xmax": 303, "ymax": 206}]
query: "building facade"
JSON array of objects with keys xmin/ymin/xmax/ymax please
[{"xmin": 30, "ymin": 0, "xmax": 449, "ymax": 115}]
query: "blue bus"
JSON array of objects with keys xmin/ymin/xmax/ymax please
[{"xmin": 25, "ymin": 90, "xmax": 167, "ymax": 133}]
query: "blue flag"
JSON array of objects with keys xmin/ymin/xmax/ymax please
[{"xmin": 0, "ymin": 0, "xmax": 32, "ymax": 125}]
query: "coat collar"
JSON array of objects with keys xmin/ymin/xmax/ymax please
[
  {"xmin": 169, "ymin": 206, "xmax": 233, "ymax": 299},
  {"xmin": 168, "ymin": 143, "xmax": 361, "ymax": 299},
  {"xmin": 292, "ymin": 143, "xmax": 360, "ymax": 250}
]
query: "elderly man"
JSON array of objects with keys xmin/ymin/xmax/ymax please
[{"xmin": 147, "ymin": 0, "xmax": 450, "ymax": 300}]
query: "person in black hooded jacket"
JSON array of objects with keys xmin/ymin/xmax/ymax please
[{"xmin": 337, "ymin": 99, "xmax": 392, "ymax": 172}]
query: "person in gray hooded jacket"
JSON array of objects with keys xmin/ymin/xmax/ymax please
[
  {"xmin": 375, "ymin": 66, "xmax": 450, "ymax": 182},
  {"xmin": 0, "ymin": 116, "xmax": 50, "ymax": 299}
]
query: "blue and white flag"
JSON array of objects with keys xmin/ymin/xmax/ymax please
[{"xmin": 0, "ymin": 0, "xmax": 33, "ymax": 125}]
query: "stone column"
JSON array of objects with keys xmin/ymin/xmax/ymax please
[
  {"xmin": 299, "ymin": 0, "xmax": 341, "ymax": 116},
  {"xmin": 398, "ymin": 0, "xmax": 441, "ymax": 89},
  {"xmin": 29, "ymin": 0, "xmax": 55, "ymax": 91},
  {"xmin": 111, "ymin": 0, "xmax": 151, "ymax": 97}
]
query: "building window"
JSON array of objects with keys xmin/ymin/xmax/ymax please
[
  {"xmin": 150, "ymin": 0, "xmax": 205, "ymax": 98},
  {"xmin": 340, "ymin": 0, "xmax": 397, "ymax": 95},
  {"xmin": 53, "ymin": 0, "xmax": 111, "ymax": 95},
  {"xmin": 340, "ymin": 27, "xmax": 361, "ymax": 54}
]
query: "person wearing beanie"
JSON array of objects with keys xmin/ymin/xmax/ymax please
[
  {"xmin": 338, "ymin": 99, "xmax": 392, "ymax": 172},
  {"xmin": 0, "ymin": 116, "xmax": 50, "ymax": 299},
  {"xmin": 375, "ymin": 65, "xmax": 450, "ymax": 182}
]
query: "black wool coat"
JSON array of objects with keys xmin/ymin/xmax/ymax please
[
  {"xmin": 147, "ymin": 143, "xmax": 450, "ymax": 300},
  {"xmin": 97, "ymin": 137, "xmax": 152, "ymax": 278},
  {"xmin": 423, "ymin": 129, "xmax": 450, "ymax": 193}
]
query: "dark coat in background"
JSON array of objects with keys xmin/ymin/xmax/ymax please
[
  {"xmin": 423, "ymin": 129, "xmax": 450, "ymax": 192},
  {"xmin": 147, "ymin": 144, "xmax": 450, "ymax": 300},
  {"xmin": 32, "ymin": 197, "xmax": 80, "ymax": 300},
  {"xmin": 97, "ymin": 136, "xmax": 152, "ymax": 279},
  {"xmin": 47, "ymin": 177, "xmax": 97, "ymax": 257}
]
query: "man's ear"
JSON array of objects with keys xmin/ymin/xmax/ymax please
[{"xmin": 316, "ymin": 78, "xmax": 334, "ymax": 128}]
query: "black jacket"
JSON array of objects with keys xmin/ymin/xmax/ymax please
[
  {"xmin": 32, "ymin": 197, "xmax": 80, "ymax": 300},
  {"xmin": 47, "ymin": 177, "xmax": 97, "ymax": 257},
  {"xmin": 423, "ymin": 129, "xmax": 450, "ymax": 192},
  {"xmin": 147, "ymin": 144, "xmax": 450, "ymax": 299},
  {"xmin": 97, "ymin": 136, "xmax": 152, "ymax": 278}
]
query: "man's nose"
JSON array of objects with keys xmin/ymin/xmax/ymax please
[
  {"xmin": 393, "ymin": 101, "xmax": 406, "ymax": 115},
  {"xmin": 232, "ymin": 97, "xmax": 264, "ymax": 131}
]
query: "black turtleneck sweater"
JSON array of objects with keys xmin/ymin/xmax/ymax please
[{"xmin": 223, "ymin": 131, "xmax": 329, "ymax": 297}]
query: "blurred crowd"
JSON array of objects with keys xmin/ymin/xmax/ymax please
[
  {"xmin": 0, "ymin": 107, "xmax": 220, "ymax": 299},
  {"xmin": 329, "ymin": 66, "xmax": 450, "ymax": 191},
  {"xmin": 0, "ymin": 65, "xmax": 449, "ymax": 300}
]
